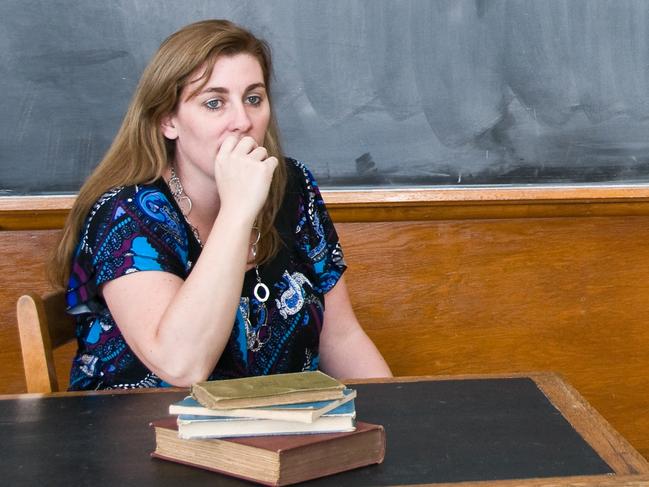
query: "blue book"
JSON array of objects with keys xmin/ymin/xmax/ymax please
[{"xmin": 169, "ymin": 388, "xmax": 356, "ymax": 424}]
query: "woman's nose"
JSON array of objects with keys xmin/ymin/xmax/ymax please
[{"xmin": 229, "ymin": 103, "xmax": 253, "ymax": 133}]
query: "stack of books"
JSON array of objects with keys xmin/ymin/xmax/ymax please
[{"xmin": 150, "ymin": 371, "xmax": 386, "ymax": 486}]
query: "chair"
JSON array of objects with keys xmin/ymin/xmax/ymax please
[{"xmin": 16, "ymin": 291, "xmax": 76, "ymax": 393}]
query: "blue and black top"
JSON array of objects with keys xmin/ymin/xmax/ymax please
[{"xmin": 66, "ymin": 159, "xmax": 346, "ymax": 390}]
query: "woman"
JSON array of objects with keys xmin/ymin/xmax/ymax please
[{"xmin": 50, "ymin": 19, "xmax": 391, "ymax": 390}]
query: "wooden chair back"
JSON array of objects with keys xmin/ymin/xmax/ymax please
[{"xmin": 16, "ymin": 291, "xmax": 75, "ymax": 393}]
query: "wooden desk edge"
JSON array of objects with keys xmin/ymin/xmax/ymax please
[
  {"xmin": 0, "ymin": 371, "xmax": 544, "ymax": 400},
  {"xmin": 396, "ymin": 473, "xmax": 649, "ymax": 487},
  {"xmin": 0, "ymin": 372, "xmax": 532, "ymax": 400},
  {"xmin": 0, "ymin": 386, "xmax": 188, "ymax": 401},
  {"xmin": 532, "ymin": 373, "xmax": 649, "ymax": 476}
]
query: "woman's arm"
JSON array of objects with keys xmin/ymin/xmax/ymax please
[
  {"xmin": 103, "ymin": 136, "xmax": 277, "ymax": 387},
  {"xmin": 102, "ymin": 207, "xmax": 254, "ymax": 386},
  {"xmin": 318, "ymin": 276, "xmax": 393, "ymax": 379}
]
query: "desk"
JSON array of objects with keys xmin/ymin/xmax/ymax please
[{"xmin": 1, "ymin": 373, "xmax": 647, "ymax": 486}]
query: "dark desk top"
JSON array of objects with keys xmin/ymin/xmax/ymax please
[{"xmin": 1, "ymin": 373, "xmax": 647, "ymax": 486}]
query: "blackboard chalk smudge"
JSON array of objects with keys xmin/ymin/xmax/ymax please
[{"xmin": 355, "ymin": 152, "xmax": 378, "ymax": 176}]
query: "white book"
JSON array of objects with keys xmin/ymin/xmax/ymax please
[
  {"xmin": 170, "ymin": 388, "xmax": 356, "ymax": 424},
  {"xmin": 176, "ymin": 409, "xmax": 357, "ymax": 439}
]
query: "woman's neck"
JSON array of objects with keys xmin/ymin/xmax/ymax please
[{"xmin": 165, "ymin": 162, "xmax": 220, "ymax": 240}]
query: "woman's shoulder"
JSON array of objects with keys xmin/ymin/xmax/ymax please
[
  {"xmin": 78, "ymin": 179, "xmax": 184, "ymax": 253},
  {"xmin": 284, "ymin": 157, "xmax": 321, "ymax": 195},
  {"xmin": 279, "ymin": 158, "xmax": 346, "ymax": 288},
  {"xmin": 280, "ymin": 157, "xmax": 333, "ymax": 231},
  {"xmin": 85, "ymin": 180, "xmax": 174, "ymax": 226},
  {"xmin": 95, "ymin": 180, "xmax": 171, "ymax": 208}
]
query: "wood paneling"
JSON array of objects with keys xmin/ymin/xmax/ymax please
[
  {"xmin": 0, "ymin": 230, "xmax": 73, "ymax": 393},
  {"xmin": 2, "ymin": 191, "xmax": 649, "ymax": 460}
]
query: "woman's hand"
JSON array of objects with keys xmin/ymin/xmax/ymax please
[{"xmin": 214, "ymin": 135, "xmax": 278, "ymax": 222}]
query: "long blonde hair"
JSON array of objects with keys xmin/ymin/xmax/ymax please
[{"xmin": 50, "ymin": 19, "xmax": 287, "ymax": 287}]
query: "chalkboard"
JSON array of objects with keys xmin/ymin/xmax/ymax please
[{"xmin": 3, "ymin": 0, "xmax": 649, "ymax": 195}]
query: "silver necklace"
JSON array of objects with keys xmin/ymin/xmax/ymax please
[
  {"xmin": 239, "ymin": 297, "xmax": 269, "ymax": 352},
  {"xmin": 249, "ymin": 226, "xmax": 270, "ymax": 304},
  {"xmin": 168, "ymin": 165, "xmax": 202, "ymax": 246},
  {"xmin": 168, "ymin": 165, "xmax": 271, "ymax": 351}
]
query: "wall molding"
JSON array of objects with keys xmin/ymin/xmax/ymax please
[{"xmin": 3, "ymin": 185, "xmax": 649, "ymax": 229}]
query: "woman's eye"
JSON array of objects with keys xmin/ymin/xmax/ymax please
[
  {"xmin": 246, "ymin": 95, "xmax": 262, "ymax": 106},
  {"xmin": 205, "ymin": 99, "xmax": 222, "ymax": 110}
]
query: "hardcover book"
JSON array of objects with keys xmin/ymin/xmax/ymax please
[
  {"xmin": 175, "ymin": 395, "xmax": 356, "ymax": 439},
  {"xmin": 150, "ymin": 418, "xmax": 386, "ymax": 486},
  {"xmin": 191, "ymin": 371, "xmax": 346, "ymax": 409},
  {"xmin": 170, "ymin": 388, "xmax": 357, "ymax": 423}
]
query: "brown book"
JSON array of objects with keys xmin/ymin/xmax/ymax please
[
  {"xmin": 150, "ymin": 417, "xmax": 386, "ymax": 486},
  {"xmin": 191, "ymin": 371, "xmax": 346, "ymax": 410}
]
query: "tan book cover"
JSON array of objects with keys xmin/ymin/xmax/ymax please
[
  {"xmin": 150, "ymin": 418, "xmax": 386, "ymax": 486},
  {"xmin": 191, "ymin": 371, "xmax": 346, "ymax": 409}
]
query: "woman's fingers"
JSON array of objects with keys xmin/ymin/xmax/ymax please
[
  {"xmin": 218, "ymin": 135, "xmax": 239, "ymax": 157},
  {"xmin": 264, "ymin": 156, "xmax": 278, "ymax": 171},
  {"xmin": 218, "ymin": 135, "xmax": 273, "ymax": 162},
  {"xmin": 212, "ymin": 134, "xmax": 278, "ymax": 219},
  {"xmin": 249, "ymin": 146, "xmax": 268, "ymax": 161},
  {"xmin": 231, "ymin": 136, "xmax": 258, "ymax": 155},
  {"xmin": 217, "ymin": 135, "xmax": 273, "ymax": 165}
]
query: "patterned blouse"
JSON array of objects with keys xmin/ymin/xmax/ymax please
[{"xmin": 66, "ymin": 159, "xmax": 346, "ymax": 390}]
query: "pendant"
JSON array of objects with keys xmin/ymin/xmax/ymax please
[
  {"xmin": 176, "ymin": 195, "xmax": 192, "ymax": 216},
  {"xmin": 254, "ymin": 282, "xmax": 270, "ymax": 303}
]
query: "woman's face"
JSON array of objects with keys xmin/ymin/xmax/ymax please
[{"xmin": 161, "ymin": 53, "xmax": 271, "ymax": 178}]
